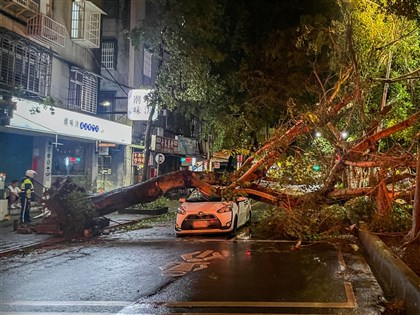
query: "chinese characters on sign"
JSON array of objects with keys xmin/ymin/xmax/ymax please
[
  {"xmin": 64, "ymin": 118, "xmax": 100, "ymax": 133},
  {"xmin": 127, "ymin": 89, "xmax": 156, "ymax": 120},
  {"xmin": 176, "ymin": 135, "xmax": 199, "ymax": 156},
  {"xmin": 151, "ymin": 135, "xmax": 179, "ymax": 154}
]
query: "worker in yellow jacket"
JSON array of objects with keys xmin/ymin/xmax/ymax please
[{"xmin": 19, "ymin": 170, "xmax": 36, "ymax": 224}]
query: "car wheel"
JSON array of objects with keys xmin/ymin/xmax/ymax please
[
  {"xmin": 247, "ymin": 211, "xmax": 252, "ymax": 225},
  {"xmin": 229, "ymin": 216, "xmax": 238, "ymax": 237}
]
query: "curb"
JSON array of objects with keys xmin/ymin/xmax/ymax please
[
  {"xmin": 0, "ymin": 214, "xmax": 162, "ymax": 257},
  {"xmin": 118, "ymin": 207, "xmax": 168, "ymax": 215},
  {"xmin": 358, "ymin": 221, "xmax": 420, "ymax": 315},
  {"xmin": 0, "ymin": 237, "xmax": 66, "ymax": 257}
]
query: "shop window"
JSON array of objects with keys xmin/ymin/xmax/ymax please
[
  {"xmin": 0, "ymin": 30, "xmax": 52, "ymax": 98},
  {"xmin": 52, "ymin": 141, "xmax": 86, "ymax": 176},
  {"xmin": 68, "ymin": 67, "xmax": 98, "ymax": 114},
  {"xmin": 98, "ymin": 155, "xmax": 112, "ymax": 174}
]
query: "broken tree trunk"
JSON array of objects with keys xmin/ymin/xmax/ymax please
[
  {"xmin": 91, "ymin": 170, "xmax": 216, "ymax": 216},
  {"xmin": 41, "ymin": 171, "xmax": 218, "ymax": 235},
  {"xmin": 404, "ymin": 143, "xmax": 420, "ymax": 244}
]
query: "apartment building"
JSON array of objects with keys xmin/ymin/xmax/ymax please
[
  {"xmin": 0, "ymin": 0, "xmax": 210, "ymax": 211},
  {"xmin": 0, "ymin": 0, "xmax": 132, "ymax": 198},
  {"xmin": 100, "ymin": 0, "xmax": 208, "ymax": 182}
]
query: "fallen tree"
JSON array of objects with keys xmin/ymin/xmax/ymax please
[
  {"xmin": 37, "ymin": 0, "xmax": 419, "ymax": 245},
  {"xmin": 39, "ymin": 110, "xmax": 419, "ymax": 243}
]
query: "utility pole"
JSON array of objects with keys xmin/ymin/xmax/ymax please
[
  {"xmin": 141, "ymin": 102, "xmax": 156, "ymax": 181},
  {"xmin": 142, "ymin": 42, "xmax": 164, "ymax": 181}
]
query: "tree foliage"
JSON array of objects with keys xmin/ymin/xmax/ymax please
[
  {"xmin": 128, "ymin": 0, "xmax": 420, "ymax": 241},
  {"xmin": 44, "ymin": 0, "xmax": 419, "ymax": 241}
]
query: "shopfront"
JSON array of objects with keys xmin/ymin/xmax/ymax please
[{"xmin": 1, "ymin": 98, "xmax": 132, "ymax": 195}]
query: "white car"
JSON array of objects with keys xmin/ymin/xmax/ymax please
[{"xmin": 175, "ymin": 188, "xmax": 251, "ymax": 235}]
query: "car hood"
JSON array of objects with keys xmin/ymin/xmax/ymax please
[{"xmin": 181, "ymin": 201, "xmax": 230, "ymax": 213}]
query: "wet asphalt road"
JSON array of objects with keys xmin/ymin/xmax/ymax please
[{"xmin": 0, "ymin": 221, "xmax": 385, "ymax": 315}]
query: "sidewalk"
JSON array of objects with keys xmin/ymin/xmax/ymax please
[
  {"xmin": 0, "ymin": 208, "xmax": 161, "ymax": 257},
  {"xmin": 0, "ymin": 211, "xmax": 56, "ymax": 257}
]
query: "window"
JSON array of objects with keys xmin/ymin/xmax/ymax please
[
  {"xmin": 143, "ymin": 48, "xmax": 152, "ymax": 78},
  {"xmin": 0, "ymin": 31, "xmax": 52, "ymax": 98},
  {"xmin": 101, "ymin": 41, "xmax": 115, "ymax": 69},
  {"xmin": 71, "ymin": 0, "xmax": 104, "ymax": 49},
  {"xmin": 68, "ymin": 67, "xmax": 98, "ymax": 114},
  {"xmin": 52, "ymin": 140, "xmax": 87, "ymax": 176}
]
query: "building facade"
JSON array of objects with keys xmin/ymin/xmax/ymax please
[
  {"xmin": 0, "ymin": 0, "xmax": 211, "ymax": 215},
  {"xmin": 100, "ymin": 0, "xmax": 208, "ymax": 182},
  {"xmin": 0, "ymin": 0, "xmax": 132, "ymax": 200}
]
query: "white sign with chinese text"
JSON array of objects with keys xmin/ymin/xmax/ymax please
[
  {"xmin": 127, "ymin": 89, "xmax": 158, "ymax": 121},
  {"xmin": 10, "ymin": 98, "xmax": 132, "ymax": 144}
]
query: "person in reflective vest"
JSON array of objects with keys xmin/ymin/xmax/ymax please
[{"xmin": 20, "ymin": 170, "xmax": 37, "ymax": 224}]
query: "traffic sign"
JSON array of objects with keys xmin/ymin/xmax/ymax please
[{"xmin": 155, "ymin": 153, "xmax": 165, "ymax": 164}]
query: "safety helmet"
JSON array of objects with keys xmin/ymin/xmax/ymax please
[{"xmin": 25, "ymin": 170, "xmax": 37, "ymax": 178}]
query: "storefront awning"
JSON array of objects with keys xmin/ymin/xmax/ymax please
[{"xmin": 10, "ymin": 98, "xmax": 132, "ymax": 145}]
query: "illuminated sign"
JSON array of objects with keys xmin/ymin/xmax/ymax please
[
  {"xmin": 10, "ymin": 98, "xmax": 132, "ymax": 144},
  {"xmin": 132, "ymin": 152, "xmax": 144, "ymax": 166}
]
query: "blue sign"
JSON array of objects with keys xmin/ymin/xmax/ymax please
[{"xmin": 80, "ymin": 122, "xmax": 100, "ymax": 132}]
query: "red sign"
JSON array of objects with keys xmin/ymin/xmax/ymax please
[{"xmin": 132, "ymin": 152, "xmax": 144, "ymax": 166}]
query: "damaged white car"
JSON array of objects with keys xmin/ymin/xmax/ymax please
[{"xmin": 175, "ymin": 188, "xmax": 251, "ymax": 236}]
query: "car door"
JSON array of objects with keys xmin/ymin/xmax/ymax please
[{"xmin": 236, "ymin": 197, "xmax": 250, "ymax": 227}]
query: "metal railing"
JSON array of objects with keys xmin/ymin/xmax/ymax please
[
  {"xmin": 27, "ymin": 14, "xmax": 66, "ymax": 47},
  {"xmin": 1, "ymin": 0, "xmax": 39, "ymax": 20},
  {"xmin": 14, "ymin": 0, "xmax": 38, "ymax": 11}
]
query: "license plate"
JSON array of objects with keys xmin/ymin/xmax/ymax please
[{"xmin": 192, "ymin": 221, "xmax": 208, "ymax": 229}]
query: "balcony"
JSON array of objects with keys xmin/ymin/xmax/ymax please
[
  {"xmin": 27, "ymin": 14, "xmax": 66, "ymax": 47},
  {"xmin": 0, "ymin": 0, "xmax": 39, "ymax": 21}
]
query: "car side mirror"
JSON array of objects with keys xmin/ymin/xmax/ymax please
[{"xmin": 179, "ymin": 197, "xmax": 186, "ymax": 203}]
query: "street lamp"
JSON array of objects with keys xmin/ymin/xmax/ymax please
[{"xmin": 341, "ymin": 131, "xmax": 349, "ymax": 139}]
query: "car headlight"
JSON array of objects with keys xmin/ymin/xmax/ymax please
[
  {"xmin": 176, "ymin": 206, "xmax": 186, "ymax": 215},
  {"xmin": 217, "ymin": 205, "xmax": 232, "ymax": 213}
]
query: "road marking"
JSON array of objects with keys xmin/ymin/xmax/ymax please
[
  {"xmin": 163, "ymin": 299, "xmax": 355, "ymax": 308},
  {"xmin": 2, "ymin": 282, "xmax": 356, "ymax": 314},
  {"xmin": 335, "ymin": 246, "xmax": 347, "ymax": 271},
  {"xmin": 0, "ymin": 312, "xmax": 335, "ymax": 315},
  {"xmin": 0, "ymin": 313, "xmax": 117, "ymax": 315},
  {"xmin": 1, "ymin": 301, "xmax": 131, "ymax": 306},
  {"xmin": 161, "ymin": 282, "xmax": 357, "ymax": 309},
  {"xmin": 161, "ymin": 249, "xmax": 226, "ymax": 276},
  {"xmin": 344, "ymin": 281, "xmax": 357, "ymax": 307}
]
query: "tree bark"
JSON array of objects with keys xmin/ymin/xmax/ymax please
[
  {"xmin": 375, "ymin": 168, "xmax": 392, "ymax": 216},
  {"xmin": 404, "ymin": 143, "xmax": 420, "ymax": 244},
  {"xmin": 91, "ymin": 170, "xmax": 216, "ymax": 216}
]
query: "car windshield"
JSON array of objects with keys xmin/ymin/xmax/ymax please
[{"xmin": 186, "ymin": 189, "xmax": 222, "ymax": 202}]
